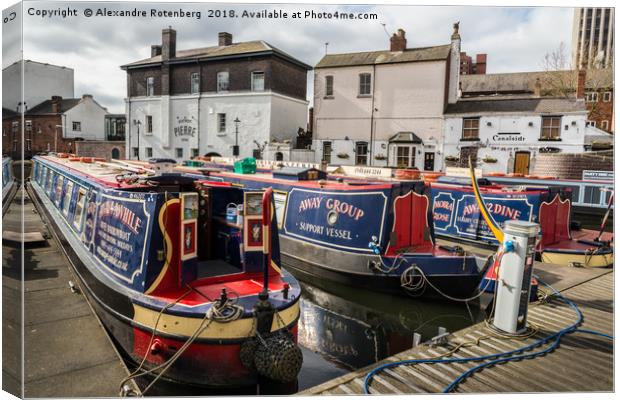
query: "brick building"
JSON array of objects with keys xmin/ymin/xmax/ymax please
[
  {"xmin": 2, "ymin": 94, "xmax": 111, "ymax": 159},
  {"xmin": 121, "ymin": 28, "xmax": 311, "ymax": 161},
  {"xmin": 460, "ymin": 68, "xmax": 613, "ymax": 133},
  {"xmin": 460, "ymin": 52, "xmax": 487, "ymax": 75}
]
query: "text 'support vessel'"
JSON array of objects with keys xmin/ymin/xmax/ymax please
[{"xmin": 29, "ymin": 154, "xmax": 303, "ymax": 388}]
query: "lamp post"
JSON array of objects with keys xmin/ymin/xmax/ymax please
[
  {"xmin": 233, "ymin": 117, "xmax": 240, "ymax": 157},
  {"xmin": 54, "ymin": 124, "xmax": 64, "ymax": 153},
  {"xmin": 133, "ymin": 119, "xmax": 142, "ymax": 160}
]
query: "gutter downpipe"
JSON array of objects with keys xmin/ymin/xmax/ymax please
[{"xmin": 369, "ymin": 64, "xmax": 377, "ymax": 167}]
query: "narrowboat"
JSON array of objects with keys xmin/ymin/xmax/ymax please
[
  {"xmin": 28, "ymin": 154, "xmax": 303, "ymax": 390},
  {"xmin": 161, "ymin": 160, "xmax": 487, "ymax": 300},
  {"xmin": 430, "ymin": 174, "xmax": 613, "ymax": 268},
  {"xmin": 3, "ymin": 156, "xmax": 16, "ymax": 214}
]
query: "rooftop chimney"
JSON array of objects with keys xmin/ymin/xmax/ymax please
[
  {"xmin": 533, "ymin": 78, "xmax": 542, "ymax": 97},
  {"xmin": 81, "ymin": 94, "xmax": 93, "ymax": 100},
  {"xmin": 219, "ymin": 32, "xmax": 233, "ymax": 46},
  {"xmin": 390, "ymin": 29, "xmax": 407, "ymax": 52},
  {"xmin": 51, "ymin": 96, "xmax": 62, "ymax": 114},
  {"xmin": 151, "ymin": 45, "xmax": 162, "ymax": 57},
  {"xmin": 162, "ymin": 27, "xmax": 176, "ymax": 60},
  {"xmin": 576, "ymin": 69, "xmax": 586, "ymax": 99}
]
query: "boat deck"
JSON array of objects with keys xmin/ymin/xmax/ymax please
[
  {"xmin": 300, "ymin": 262, "xmax": 613, "ymax": 395},
  {"xmin": 2, "ymin": 184, "xmax": 140, "ymax": 397}
]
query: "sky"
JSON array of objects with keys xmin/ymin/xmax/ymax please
[{"xmin": 3, "ymin": 2, "xmax": 575, "ymax": 113}]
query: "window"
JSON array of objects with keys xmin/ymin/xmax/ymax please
[
  {"xmin": 586, "ymin": 120, "xmax": 597, "ymax": 128},
  {"xmin": 325, "ymin": 76, "xmax": 334, "ymax": 97},
  {"xmin": 191, "ymin": 148, "xmax": 199, "ymax": 158},
  {"xmin": 396, "ymin": 146, "xmax": 410, "ymax": 168},
  {"xmin": 146, "ymin": 115, "xmax": 153, "ymax": 134},
  {"xmin": 25, "ymin": 120, "xmax": 32, "ymax": 134},
  {"xmin": 145, "ymin": 147, "xmax": 153, "ymax": 158},
  {"xmin": 217, "ymin": 113, "xmax": 226, "ymax": 133},
  {"xmin": 72, "ymin": 121, "xmax": 81, "ymax": 132},
  {"xmin": 603, "ymin": 92, "xmax": 612, "ymax": 102},
  {"xmin": 132, "ymin": 147, "xmax": 139, "ymax": 158},
  {"xmin": 585, "ymin": 92, "xmax": 598, "ymax": 102},
  {"xmin": 26, "ymin": 139, "xmax": 31, "ymax": 151},
  {"xmin": 217, "ymin": 71, "xmax": 229, "ymax": 92},
  {"xmin": 190, "ymin": 72, "xmax": 200, "ymax": 94},
  {"xmin": 111, "ymin": 148, "xmax": 120, "ymax": 159},
  {"xmin": 176, "ymin": 148, "xmax": 183, "ymax": 158},
  {"xmin": 55, "ymin": 175, "xmax": 64, "ymax": 205},
  {"xmin": 322, "ymin": 141, "xmax": 332, "ymax": 163},
  {"xmin": 146, "ymin": 76, "xmax": 155, "ymax": 96},
  {"xmin": 251, "ymin": 71, "xmax": 265, "ymax": 92},
  {"xmin": 359, "ymin": 73, "xmax": 372, "ymax": 96},
  {"xmin": 540, "ymin": 116, "xmax": 562, "ymax": 140},
  {"xmin": 73, "ymin": 188, "xmax": 87, "ymax": 230},
  {"xmin": 12, "ymin": 121, "xmax": 18, "ymax": 135},
  {"xmin": 601, "ymin": 120, "xmax": 609, "ymax": 130},
  {"xmin": 462, "ymin": 117, "xmax": 480, "ymax": 139},
  {"xmin": 63, "ymin": 181, "xmax": 74, "ymax": 216},
  {"xmin": 355, "ymin": 141, "xmax": 368, "ymax": 165}
]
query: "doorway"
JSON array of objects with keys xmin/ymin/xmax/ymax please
[
  {"xmin": 424, "ymin": 152, "xmax": 435, "ymax": 171},
  {"xmin": 514, "ymin": 151, "xmax": 530, "ymax": 175}
]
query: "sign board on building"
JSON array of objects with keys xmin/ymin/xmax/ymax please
[
  {"xmin": 338, "ymin": 165, "xmax": 393, "ymax": 179},
  {"xmin": 582, "ymin": 170, "xmax": 614, "ymax": 181}
]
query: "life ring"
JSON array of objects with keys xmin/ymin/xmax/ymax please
[
  {"xmin": 94, "ymin": 157, "xmax": 106, "ymax": 162},
  {"xmin": 525, "ymin": 175, "xmax": 540, "ymax": 179},
  {"xmin": 57, "ymin": 153, "xmax": 69, "ymax": 158},
  {"xmin": 68, "ymin": 157, "xmax": 81, "ymax": 162},
  {"xmin": 508, "ymin": 173, "xmax": 524, "ymax": 177},
  {"xmin": 487, "ymin": 172, "xmax": 505, "ymax": 177},
  {"xmin": 81, "ymin": 157, "xmax": 94, "ymax": 163}
]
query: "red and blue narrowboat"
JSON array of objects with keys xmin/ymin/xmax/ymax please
[
  {"xmin": 167, "ymin": 160, "xmax": 487, "ymax": 299},
  {"xmin": 430, "ymin": 174, "xmax": 613, "ymax": 268},
  {"xmin": 3, "ymin": 156, "xmax": 16, "ymax": 214},
  {"xmin": 28, "ymin": 154, "xmax": 303, "ymax": 390}
]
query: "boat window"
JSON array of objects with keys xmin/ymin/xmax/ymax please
[
  {"xmin": 273, "ymin": 191, "xmax": 288, "ymax": 229},
  {"xmin": 46, "ymin": 171, "xmax": 54, "ymax": 193},
  {"xmin": 55, "ymin": 175, "xmax": 64, "ymax": 206},
  {"xmin": 63, "ymin": 180, "xmax": 74, "ymax": 216},
  {"xmin": 583, "ymin": 186, "xmax": 602, "ymax": 205},
  {"xmin": 40, "ymin": 167, "xmax": 47, "ymax": 186},
  {"xmin": 565, "ymin": 185, "xmax": 580, "ymax": 204},
  {"xmin": 73, "ymin": 188, "xmax": 87, "ymax": 230}
]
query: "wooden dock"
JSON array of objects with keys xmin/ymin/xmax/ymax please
[
  {"xmin": 300, "ymin": 263, "xmax": 613, "ymax": 395},
  {"xmin": 2, "ymin": 186, "xmax": 139, "ymax": 397}
]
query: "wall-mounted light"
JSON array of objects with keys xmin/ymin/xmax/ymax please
[
  {"xmin": 528, "ymin": 122, "xmax": 534, "ymax": 127},
  {"xmin": 344, "ymin": 136, "xmax": 350, "ymax": 141},
  {"xmin": 571, "ymin": 121, "xmax": 577, "ymax": 126},
  {"xmin": 564, "ymin": 125, "xmax": 569, "ymax": 130},
  {"xmin": 486, "ymin": 121, "xmax": 492, "ymax": 127}
]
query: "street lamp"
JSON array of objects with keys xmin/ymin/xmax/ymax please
[
  {"xmin": 133, "ymin": 119, "xmax": 142, "ymax": 160},
  {"xmin": 233, "ymin": 117, "xmax": 241, "ymax": 157},
  {"xmin": 55, "ymin": 125, "xmax": 64, "ymax": 153}
]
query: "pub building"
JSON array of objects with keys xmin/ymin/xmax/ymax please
[{"xmin": 121, "ymin": 28, "xmax": 311, "ymax": 162}]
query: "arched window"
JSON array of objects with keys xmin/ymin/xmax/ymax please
[
  {"xmin": 111, "ymin": 148, "xmax": 120, "ymax": 159},
  {"xmin": 275, "ymin": 152, "xmax": 284, "ymax": 161}
]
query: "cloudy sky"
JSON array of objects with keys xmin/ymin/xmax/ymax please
[{"xmin": 3, "ymin": 1, "xmax": 575, "ymax": 113}]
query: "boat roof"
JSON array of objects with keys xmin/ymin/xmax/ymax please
[{"xmin": 35, "ymin": 155, "xmax": 155, "ymax": 189}]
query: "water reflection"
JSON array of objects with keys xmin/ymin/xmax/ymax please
[{"xmin": 297, "ymin": 272, "xmax": 486, "ymax": 370}]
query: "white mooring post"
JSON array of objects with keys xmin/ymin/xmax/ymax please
[{"xmin": 492, "ymin": 220, "xmax": 540, "ymax": 335}]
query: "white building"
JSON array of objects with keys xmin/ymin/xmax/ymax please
[
  {"xmin": 443, "ymin": 96, "xmax": 591, "ymax": 174},
  {"xmin": 2, "ymin": 60, "xmax": 74, "ymax": 112},
  {"xmin": 63, "ymin": 94, "xmax": 109, "ymax": 141},
  {"xmin": 121, "ymin": 29, "xmax": 311, "ymax": 162},
  {"xmin": 312, "ymin": 24, "xmax": 462, "ymax": 171}
]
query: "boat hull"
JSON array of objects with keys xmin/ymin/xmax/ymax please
[
  {"xmin": 540, "ymin": 249, "xmax": 613, "ymax": 268},
  {"xmin": 28, "ymin": 180, "xmax": 300, "ymax": 388}
]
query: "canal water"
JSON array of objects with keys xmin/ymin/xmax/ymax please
[{"xmin": 135, "ymin": 267, "xmax": 487, "ymax": 395}]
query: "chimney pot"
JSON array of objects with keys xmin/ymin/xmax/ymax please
[
  {"xmin": 390, "ymin": 29, "xmax": 407, "ymax": 52},
  {"xmin": 161, "ymin": 28, "xmax": 176, "ymax": 60},
  {"xmin": 218, "ymin": 32, "xmax": 233, "ymax": 46},
  {"xmin": 576, "ymin": 69, "xmax": 586, "ymax": 99},
  {"xmin": 82, "ymin": 94, "xmax": 93, "ymax": 100}
]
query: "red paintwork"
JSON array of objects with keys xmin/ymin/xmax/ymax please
[
  {"xmin": 431, "ymin": 182, "xmax": 550, "ymax": 195},
  {"xmin": 148, "ymin": 201, "xmax": 181, "ymax": 295},
  {"xmin": 539, "ymin": 196, "xmax": 571, "ymax": 246},
  {"xmin": 211, "ymin": 171, "xmax": 395, "ymax": 191},
  {"xmin": 385, "ymin": 191, "xmax": 433, "ymax": 256},
  {"xmin": 131, "ymin": 323, "xmax": 299, "ymax": 386}
]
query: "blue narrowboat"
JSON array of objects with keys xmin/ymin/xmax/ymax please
[
  {"xmin": 3, "ymin": 157, "xmax": 16, "ymax": 214},
  {"xmin": 160, "ymin": 160, "xmax": 488, "ymax": 299},
  {"xmin": 29, "ymin": 154, "xmax": 303, "ymax": 390}
]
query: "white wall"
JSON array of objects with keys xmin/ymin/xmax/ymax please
[
  {"xmin": 3, "ymin": 60, "xmax": 74, "ymax": 111},
  {"xmin": 443, "ymin": 112, "xmax": 588, "ymax": 174},
  {"xmin": 126, "ymin": 91, "xmax": 307, "ymax": 161},
  {"xmin": 313, "ymin": 60, "xmax": 448, "ymax": 169},
  {"xmin": 64, "ymin": 97, "xmax": 109, "ymax": 141}
]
